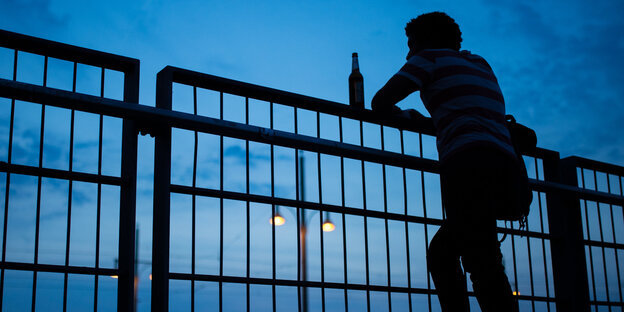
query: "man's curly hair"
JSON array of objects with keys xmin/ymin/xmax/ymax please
[{"xmin": 405, "ymin": 12, "xmax": 462, "ymax": 51}]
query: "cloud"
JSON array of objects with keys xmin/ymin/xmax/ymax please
[
  {"xmin": 0, "ymin": 0, "xmax": 68, "ymax": 34},
  {"xmin": 480, "ymin": 0, "xmax": 624, "ymax": 165}
]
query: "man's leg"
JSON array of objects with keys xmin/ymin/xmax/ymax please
[
  {"xmin": 428, "ymin": 223, "xmax": 470, "ymax": 312},
  {"xmin": 440, "ymin": 148, "xmax": 519, "ymax": 312},
  {"xmin": 460, "ymin": 218, "xmax": 519, "ymax": 312}
]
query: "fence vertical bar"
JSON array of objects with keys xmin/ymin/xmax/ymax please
[
  {"xmin": 218, "ymin": 92, "xmax": 224, "ymax": 312},
  {"xmin": 580, "ymin": 170, "xmax": 598, "ymax": 309},
  {"xmin": 360, "ymin": 121, "xmax": 371, "ymax": 312},
  {"xmin": 152, "ymin": 67, "xmax": 172, "ymax": 312},
  {"xmin": 245, "ymin": 97, "xmax": 251, "ymax": 312},
  {"xmin": 191, "ymin": 86, "xmax": 198, "ymax": 312},
  {"xmin": 544, "ymin": 153, "xmax": 591, "ymax": 311},
  {"xmin": 534, "ymin": 158, "xmax": 552, "ymax": 311},
  {"xmin": 93, "ymin": 66, "xmax": 105, "ymax": 312},
  {"xmin": 31, "ymin": 55, "xmax": 48, "ymax": 312},
  {"xmin": 317, "ymin": 112, "xmax": 326, "ymax": 312},
  {"xmin": 271, "ymin": 103, "xmax": 277, "ymax": 312},
  {"xmin": 294, "ymin": 109, "xmax": 302, "ymax": 312},
  {"xmin": 400, "ymin": 130, "xmax": 413, "ymax": 312},
  {"xmin": 63, "ymin": 61, "xmax": 78, "ymax": 312},
  {"xmin": 0, "ymin": 49, "xmax": 18, "ymax": 311},
  {"xmin": 418, "ymin": 133, "xmax": 432, "ymax": 312},
  {"xmin": 118, "ymin": 59, "xmax": 140, "ymax": 312},
  {"xmin": 339, "ymin": 117, "xmax": 348, "ymax": 312},
  {"xmin": 592, "ymin": 170, "xmax": 612, "ymax": 311},
  {"xmin": 380, "ymin": 126, "xmax": 392, "ymax": 311},
  {"xmin": 607, "ymin": 174, "xmax": 623, "ymax": 304}
]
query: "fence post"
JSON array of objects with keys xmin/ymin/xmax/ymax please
[
  {"xmin": 152, "ymin": 67, "xmax": 173, "ymax": 312},
  {"xmin": 118, "ymin": 60, "xmax": 140, "ymax": 312},
  {"xmin": 543, "ymin": 152, "xmax": 591, "ymax": 311}
]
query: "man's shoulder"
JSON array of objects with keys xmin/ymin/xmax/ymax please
[
  {"xmin": 459, "ymin": 51, "xmax": 493, "ymax": 70},
  {"xmin": 414, "ymin": 49, "xmax": 461, "ymax": 62},
  {"xmin": 414, "ymin": 49, "xmax": 493, "ymax": 71},
  {"xmin": 414, "ymin": 49, "xmax": 488, "ymax": 59}
]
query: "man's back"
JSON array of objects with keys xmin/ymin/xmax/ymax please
[{"xmin": 397, "ymin": 48, "xmax": 515, "ymax": 161}]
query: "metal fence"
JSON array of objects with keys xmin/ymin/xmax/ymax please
[
  {"xmin": 0, "ymin": 30, "xmax": 623, "ymax": 312},
  {"xmin": 562, "ymin": 157, "xmax": 624, "ymax": 311}
]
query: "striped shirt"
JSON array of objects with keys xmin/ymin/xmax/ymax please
[{"xmin": 396, "ymin": 49, "xmax": 515, "ymax": 161}]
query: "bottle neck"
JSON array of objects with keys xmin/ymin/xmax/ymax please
[{"xmin": 352, "ymin": 56, "xmax": 360, "ymax": 72}]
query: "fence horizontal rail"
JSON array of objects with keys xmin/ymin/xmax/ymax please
[
  {"xmin": 0, "ymin": 78, "xmax": 440, "ymax": 173},
  {"xmin": 583, "ymin": 239, "xmax": 624, "ymax": 250},
  {"xmin": 0, "ymin": 261, "xmax": 117, "ymax": 276},
  {"xmin": 0, "ymin": 161, "xmax": 122, "ymax": 185},
  {"xmin": 169, "ymin": 273, "xmax": 556, "ymax": 303},
  {"xmin": 565, "ymin": 156, "xmax": 624, "ymax": 177},
  {"xmin": 0, "ymin": 29, "xmax": 139, "ymax": 74},
  {"xmin": 161, "ymin": 66, "xmax": 437, "ymax": 134},
  {"xmin": 171, "ymin": 184, "xmax": 440, "ymax": 225},
  {"xmin": 530, "ymin": 178, "xmax": 624, "ymax": 206},
  {"xmin": 170, "ymin": 272, "xmax": 436, "ymax": 295},
  {"xmin": 170, "ymin": 184, "xmax": 551, "ymax": 239},
  {"xmin": 589, "ymin": 300, "xmax": 624, "ymax": 307}
]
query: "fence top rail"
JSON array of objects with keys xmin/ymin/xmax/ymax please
[
  {"xmin": 0, "ymin": 29, "xmax": 139, "ymax": 74},
  {"xmin": 159, "ymin": 65, "xmax": 437, "ymax": 135},
  {"xmin": 531, "ymin": 178, "xmax": 624, "ymax": 206},
  {"xmin": 563, "ymin": 156, "xmax": 624, "ymax": 177}
]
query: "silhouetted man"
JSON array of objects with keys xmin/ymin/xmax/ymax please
[{"xmin": 372, "ymin": 12, "xmax": 521, "ymax": 312}]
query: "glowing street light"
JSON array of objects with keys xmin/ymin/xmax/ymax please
[
  {"xmin": 269, "ymin": 212, "xmax": 286, "ymax": 226},
  {"xmin": 270, "ymin": 210, "xmax": 335, "ymax": 232},
  {"xmin": 322, "ymin": 212, "xmax": 335, "ymax": 232},
  {"xmin": 322, "ymin": 219, "xmax": 335, "ymax": 232}
]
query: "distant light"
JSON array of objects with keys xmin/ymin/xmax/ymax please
[
  {"xmin": 322, "ymin": 220, "xmax": 335, "ymax": 232},
  {"xmin": 513, "ymin": 291, "xmax": 520, "ymax": 296},
  {"xmin": 149, "ymin": 274, "xmax": 152, "ymax": 281},
  {"xmin": 270, "ymin": 213, "xmax": 285, "ymax": 226},
  {"xmin": 111, "ymin": 275, "xmax": 119, "ymax": 279}
]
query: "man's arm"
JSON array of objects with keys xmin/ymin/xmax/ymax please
[
  {"xmin": 371, "ymin": 74, "xmax": 428, "ymax": 120},
  {"xmin": 371, "ymin": 74, "xmax": 419, "ymax": 113}
]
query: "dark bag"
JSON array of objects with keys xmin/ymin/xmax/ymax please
[
  {"xmin": 506, "ymin": 115, "xmax": 537, "ymax": 156},
  {"xmin": 497, "ymin": 115, "xmax": 537, "ymax": 224}
]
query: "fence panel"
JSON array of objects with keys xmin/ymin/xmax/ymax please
[
  {"xmin": 564, "ymin": 157, "xmax": 624, "ymax": 311},
  {"xmin": 152, "ymin": 66, "xmax": 569, "ymax": 312},
  {"xmin": 0, "ymin": 29, "xmax": 139, "ymax": 312}
]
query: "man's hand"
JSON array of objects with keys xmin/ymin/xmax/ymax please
[{"xmin": 396, "ymin": 108, "xmax": 427, "ymax": 122}]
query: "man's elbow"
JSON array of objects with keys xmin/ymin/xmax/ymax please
[
  {"xmin": 371, "ymin": 93, "xmax": 388, "ymax": 112},
  {"xmin": 371, "ymin": 95, "xmax": 380, "ymax": 111}
]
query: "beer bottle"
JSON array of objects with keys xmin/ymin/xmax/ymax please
[{"xmin": 349, "ymin": 52, "xmax": 364, "ymax": 108}]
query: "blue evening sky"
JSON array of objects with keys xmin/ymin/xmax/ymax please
[{"xmin": 1, "ymin": 0, "xmax": 623, "ymax": 165}]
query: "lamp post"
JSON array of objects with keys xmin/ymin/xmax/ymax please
[
  {"xmin": 270, "ymin": 152, "xmax": 334, "ymax": 312},
  {"xmin": 112, "ymin": 227, "xmax": 140, "ymax": 311}
]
